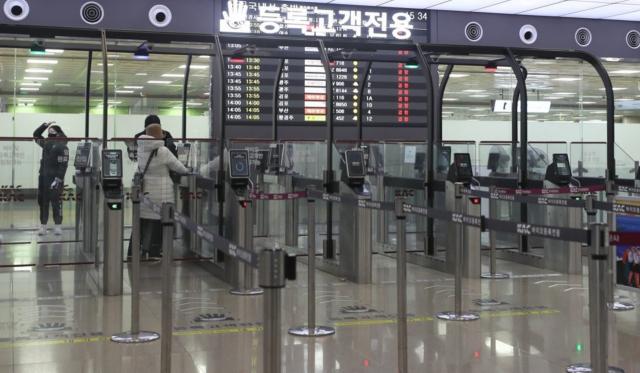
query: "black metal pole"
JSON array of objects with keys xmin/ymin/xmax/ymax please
[
  {"xmin": 181, "ymin": 55, "xmax": 192, "ymax": 141},
  {"xmin": 413, "ymin": 44, "xmax": 436, "ymax": 257},
  {"xmin": 85, "ymin": 51, "xmax": 92, "ymax": 138},
  {"xmin": 318, "ymin": 40, "xmax": 335, "ymax": 256},
  {"xmin": 511, "ymin": 87, "xmax": 519, "ymax": 174},
  {"xmin": 437, "ymin": 65, "xmax": 454, "ymax": 143},
  {"xmin": 272, "ymin": 59, "xmax": 284, "ymax": 141},
  {"xmin": 100, "ymin": 31, "xmax": 108, "ymax": 149},
  {"xmin": 214, "ymin": 36, "xmax": 226, "ymax": 237}
]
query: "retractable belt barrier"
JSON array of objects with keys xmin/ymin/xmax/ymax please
[
  {"xmin": 608, "ymin": 231, "xmax": 640, "ymax": 246},
  {"xmin": 460, "ymin": 187, "xmax": 587, "ymax": 208},
  {"xmin": 250, "ymin": 191, "xmax": 308, "ymax": 201},
  {"xmin": 494, "ymin": 184, "xmax": 605, "ymax": 196},
  {"xmin": 613, "ymin": 185, "xmax": 640, "ymax": 194},
  {"xmin": 140, "ymin": 193, "xmax": 259, "ymax": 268}
]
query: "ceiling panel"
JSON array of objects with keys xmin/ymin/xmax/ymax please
[
  {"xmin": 520, "ymin": 1, "xmax": 606, "ymax": 16},
  {"xmin": 566, "ymin": 3, "xmax": 640, "ymax": 17},
  {"xmin": 472, "ymin": 0, "xmax": 565, "ymax": 14},
  {"xmin": 605, "ymin": 9, "xmax": 640, "ymax": 18},
  {"xmin": 428, "ymin": 0, "xmax": 507, "ymax": 11}
]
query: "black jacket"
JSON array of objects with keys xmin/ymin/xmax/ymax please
[
  {"xmin": 129, "ymin": 129, "xmax": 177, "ymax": 161},
  {"xmin": 33, "ymin": 123, "xmax": 69, "ymax": 180}
]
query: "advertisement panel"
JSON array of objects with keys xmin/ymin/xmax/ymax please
[{"xmin": 614, "ymin": 196, "xmax": 640, "ymax": 292}]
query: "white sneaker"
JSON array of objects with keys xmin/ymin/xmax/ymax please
[
  {"xmin": 37, "ymin": 225, "xmax": 47, "ymax": 236},
  {"xmin": 54, "ymin": 226, "xmax": 62, "ymax": 236}
]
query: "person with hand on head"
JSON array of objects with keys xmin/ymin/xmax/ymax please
[
  {"xmin": 33, "ymin": 121, "xmax": 69, "ymax": 236},
  {"xmin": 129, "ymin": 123, "xmax": 188, "ymax": 259}
]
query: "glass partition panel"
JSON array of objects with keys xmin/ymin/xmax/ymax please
[
  {"xmin": 382, "ymin": 141, "xmax": 429, "ymax": 179},
  {"xmin": 282, "ymin": 140, "xmax": 326, "ymax": 179},
  {"xmin": 569, "ymin": 142, "xmax": 607, "ymax": 179},
  {"xmin": 478, "ymin": 141, "xmax": 517, "ymax": 177},
  {"xmin": 434, "ymin": 141, "xmax": 477, "ymax": 177},
  {"xmin": 615, "ymin": 143, "xmax": 637, "ymax": 180},
  {"xmin": 527, "ymin": 142, "xmax": 567, "ymax": 180}
]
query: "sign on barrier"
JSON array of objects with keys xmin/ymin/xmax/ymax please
[
  {"xmin": 460, "ymin": 187, "xmax": 586, "ymax": 208},
  {"xmin": 249, "ymin": 191, "xmax": 307, "ymax": 200},
  {"xmin": 609, "ymin": 231, "xmax": 640, "ymax": 246},
  {"xmin": 614, "ymin": 185, "xmax": 640, "ymax": 194},
  {"xmin": 495, "ymin": 185, "xmax": 605, "ymax": 196}
]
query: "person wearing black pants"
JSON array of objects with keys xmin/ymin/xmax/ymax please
[{"xmin": 33, "ymin": 122, "xmax": 69, "ymax": 236}]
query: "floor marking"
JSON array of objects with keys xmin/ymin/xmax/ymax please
[
  {"xmin": 0, "ymin": 336, "xmax": 109, "ymax": 348},
  {"xmin": 333, "ymin": 317, "xmax": 434, "ymax": 326},
  {"xmin": 173, "ymin": 327, "xmax": 263, "ymax": 336}
]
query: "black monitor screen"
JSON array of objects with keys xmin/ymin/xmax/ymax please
[
  {"xmin": 102, "ymin": 150, "xmax": 122, "ymax": 179},
  {"xmin": 74, "ymin": 143, "xmax": 91, "ymax": 168},
  {"xmin": 414, "ymin": 152, "xmax": 426, "ymax": 171},
  {"xmin": 345, "ymin": 150, "xmax": 365, "ymax": 178},
  {"xmin": 454, "ymin": 153, "xmax": 473, "ymax": 177},
  {"xmin": 229, "ymin": 150, "xmax": 250, "ymax": 178},
  {"xmin": 553, "ymin": 154, "xmax": 571, "ymax": 176},
  {"xmin": 268, "ymin": 144, "xmax": 283, "ymax": 167},
  {"xmin": 437, "ymin": 147, "xmax": 451, "ymax": 170}
]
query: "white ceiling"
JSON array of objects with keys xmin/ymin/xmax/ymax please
[{"xmin": 280, "ymin": 0, "xmax": 640, "ymax": 21}]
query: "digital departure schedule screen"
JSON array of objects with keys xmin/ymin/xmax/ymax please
[{"xmin": 218, "ymin": 2, "xmax": 429, "ymax": 128}]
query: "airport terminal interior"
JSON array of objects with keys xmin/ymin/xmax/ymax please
[{"xmin": 3, "ymin": 0, "xmax": 640, "ymax": 372}]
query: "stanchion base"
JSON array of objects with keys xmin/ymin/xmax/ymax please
[
  {"xmin": 436, "ymin": 311, "xmax": 480, "ymax": 321},
  {"xmin": 230, "ymin": 288, "xmax": 264, "ymax": 296},
  {"xmin": 110, "ymin": 331, "xmax": 160, "ymax": 343},
  {"xmin": 481, "ymin": 273, "xmax": 510, "ymax": 279},
  {"xmin": 566, "ymin": 363, "xmax": 625, "ymax": 373},
  {"xmin": 288, "ymin": 326, "xmax": 336, "ymax": 337},
  {"xmin": 608, "ymin": 302, "xmax": 635, "ymax": 311}
]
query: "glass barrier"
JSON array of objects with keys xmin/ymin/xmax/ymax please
[
  {"xmin": 382, "ymin": 141, "xmax": 428, "ymax": 179},
  {"xmin": 478, "ymin": 141, "xmax": 518, "ymax": 177},
  {"xmin": 433, "ymin": 141, "xmax": 477, "ymax": 178},
  {"xmin": 527, "ymin": 141, "xmax": 566, "ymax": 180},
  {"xmin": 569, "ymin": 142, "xmax": 607, "ymax": 179},
  {"xmin": 0, "ymin": 137, "xmax": 102, "ymax": 267},
  {"xmin": 615, "ymin": 143, "xmax": 638, "ymax": 180}
]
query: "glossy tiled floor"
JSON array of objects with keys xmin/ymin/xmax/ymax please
[{"xmin": 0, "ymin": 236, "xmax": 639, "ymax": 373}]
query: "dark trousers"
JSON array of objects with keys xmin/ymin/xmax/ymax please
[
  {"xmin": 128, "ymin": 218, "xmax": 163, "ymax": 257},
  {"xmin": 37, "ymin": 176, "xmax": 63, "ymax": 225}
]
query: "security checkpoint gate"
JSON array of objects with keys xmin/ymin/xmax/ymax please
[
  {"xmin": 223, "ymin": 150, "xmax": 263, "ymax": 295},
  {"xmin": 73, "ymin": 142, "xmax": 99, "ymax": 254},
  {"xmin": 445, "ymin": 154, "xmax": 482, "ymax": 279},
  {"xmin": 101, "ymin": 149, "xmax": 125, "ymax": 296},
  {"xmin": 315, "ymin": 150, "xmax": 373, "ymax": 284}
]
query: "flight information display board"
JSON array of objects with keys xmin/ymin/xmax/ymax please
[{"xmin": 219, "ymin": 1, "xmax": 429, "ymax": 128}]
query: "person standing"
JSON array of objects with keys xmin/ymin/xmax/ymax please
[
  {"xmin": 132, "ymin": 124, "xmax": 188, "ymax": 258},
  {"xmin": 33, "ymin": 122, "xmax": 69, "ymax": 236},
  {"xmin": 128, "ymin": 115, "xmax": 177, "ymax": 161}
]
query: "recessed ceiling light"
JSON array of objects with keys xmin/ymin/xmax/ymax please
[
  {"xmin": 108, "ymin": 101, "xmax": 122, "ymax": 104},
  {"xmin": 98, "ymin": 63, "xmax": 114, "ymax": 67},
  {"xmin": 449, "ymin": 74, "xmax": 469, "ymax": 78},
  {"xmin": 123, "ymin": 86, "xmax": 143, "ymax": 89},
  {"xmin": 162, "ymin": 74, "xmax": 185, "ymax": 78},
  {"xmin": 54, "ymin": 83, "xmax": 71, "ymax": 87},
  {"xmin": 552, "ymin": 92, "xmax": 577, "ymax": 95},
  {"xmin": 552, "ymin": 78, "xmax": 580, "ymax": 81},
  {"xmin": 599, "ymin": 88, "xmax": 627, "ymax": 91},
  {"xmin": 472, "ymin": 115, "xmax": 487, "ymax": 117},
  {"xmin": 27, "ymin": 59, "xmax": 58, "ymax": 65},
  {"xmin": 199, "ymin": 55, "xmax": 211, "ymax": 59},
  {"xmin": 115, "ymin": 90, "xmax": 134, "ymax": 94},
  {"xmin": 21, "ymin": 83, "xmax": 41, "ymax": 86},
  {"xmin": 580, "ymin": 101, "xmax": 596, "ymax": 104},
  {"xmin": 179, "ymin": 65, "xmax": 208, "ymax": 69},
  {"xmin": 442, "ymin": 111, "xmax": 454, "ymax": 114},
  {"xmin": 469, "ymin": 108, "xmax": 486, "ymax": 111},
  {"xmin": 544, "ymin": 97, "xmax": 564, "ymax": 100},
  {"xmin": 591, "ymin": 111, "xmax": 606, "ymax": 114},
  {"xmin": 25, "ymin": 68, "xmax": 52, "ymax": 73},
  {"xmin": 173, "ymin": 106, "xmax": 185, "ymax": 109},
  {"xmin": 91, "ymin": 71, "xmax": 103, "ymax": 74},
  {"xmin": 45, "ymin": 49, "xmax": 64, "ymax": 54},
  {"xmin": 187, "ymin": 102, "xmax": 204, "ymax": 106},
  {"xmin": 463, "ymin": 89, "xmax": 486, "ymax": 93},
  {"xmin": 469, "ymin": 94, "xmax": 489, "ymax": 98},
  {"xmin": 18, "ymin": 99, "xmax": 36, "ymax": 102},
  {"xmin": 148, "ymin": 81, "xmax": 171, "ymax": 84},
  {"xmin": 136, "ymin": 73, "xmax": 148, "ymax": 76},
  {"xmin": 443, "ymin": 98, "xmax": 459, "ymax": 101},
  {"xmin": 615, "ymin": 115, "xmax": 624, "ymax": 118},
  {"xmin": 603, "ymin": 57, "xmax": 622, "ymax": 62},
  {"xmin": 23, "ymin": 77, "xmax": 48, "ymax": 81},
  {"xmin": 615, "ymin": 98, "xmax": 634, "ymax": 101},
  {"xmin": 20, "ymin": 88, "xmax": 39, "ymax": 91},
  {"xmin": 611, "ymin": 70, "xmax": 640, "ymax": 74}
]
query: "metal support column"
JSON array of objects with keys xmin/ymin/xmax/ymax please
[
  {"xmin": 395, "ymin": 197, "xmax": 408, "ymax": 373},
  {"xmin": 260, "ymin": 248, "xmax": 286, "ymax": 373},
  {"xmin": 161, "ymin": 203, "xmax": 175, "ymax": 373},
  {"xmin": 482, "ymin": 186, "xmax": 509, "ymax": 279}
]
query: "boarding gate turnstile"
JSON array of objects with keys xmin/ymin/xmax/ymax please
[
  {"xmin": 445, "ymin": 153, "xmax": 481, "ymax": 279},
  {"xmin": 315, "ymin": 150, "xmax": 373, "ymax": 283},
  {"xmin": 101, "ymin": 149, "xmax": 125, "ymax": 296},
  {"xmin": 223, "ymin": 150, "xmax": 263, "ymax": 295},
  {"xmin": 73, "ymin": 142, "xmax": 99, "ymax": 254},
  {"xmin": 542, "ymin": 154, "xmax": 582, "ymax": 275}
]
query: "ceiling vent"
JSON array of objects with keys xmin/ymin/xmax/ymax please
[
  {"xmin": 149, "ymin": 5, "xmax": 172, "ymax": 28},
  {"xmin": 80, "ymin": 2, "xmax": 104, "ymax": 25},
  {"xmin": 627, "ymin": 30, "xmax": 640, "ymax": 49},
  {"xmin": 575, "ymin": 27, "xmax": 592, "ymax": 47},
  {"xmin": 519, "ymin": 25, "xmax": 537, "ymax": 45},
  {"xmin": 4, "ymin": 0, "xmax": 29, "ymax": 21},
  {"xmin": 465, "ymin": 22, "xmax": 483, "ymax": 42}
]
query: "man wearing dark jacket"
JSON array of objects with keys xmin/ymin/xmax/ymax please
[
  {"xmin": 129, "ymin": 115, "xmax": 177, "ymax": 161},
  {"xmin": 33, "ymin": 122, "xmax": 69, "ymax": 236}
]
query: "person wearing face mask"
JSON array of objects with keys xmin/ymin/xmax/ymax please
[{"xmin": 33, "ymin": 122, "xmax": 69, "ymax": 236}]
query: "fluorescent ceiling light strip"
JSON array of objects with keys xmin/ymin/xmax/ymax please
[
  {"xmin": 179, "ymin": 65, "xmax": 208, "ymax": 69},
  {"xmin": 162, "ymin": 74, "xmax": 185, "ymax": 77},
  {"xmin": 552, "ymin": 78, "xmax": 580, "ymax": 81},
  {"xmin": 23, "ymin": 77, "xmax": 48, "ymax": 81},
  {"xmin": 136, "ymin": 73, "xmax": 148, "ymax": 76},
  {"xmin": 123, "ymin": 86, "xmax": 144, "ymax": 89},
  {"xmin": 25, "ymin": 69, "xmax": 52, "ymax": 73},
  {"xmin": 27, "ymin": 59, "xmax": 58, "ymax": 64},
  {"xmin": 45, "ymin": 49, "xmax": 64, "ymax": 53},
  {"xmin": 20, "ymin": 83, "xmax": 41, "ymax": 86},
  {"xmin": 115, "ymin": 90, "xmax": 134, "ymax": 94},
  {"xmin": 20, "ymin": 88, "xmax": 39, "ymax": 91},
  {"xmin": 148, "ymin": 81, "xmax": 171, "ymax": 84}
]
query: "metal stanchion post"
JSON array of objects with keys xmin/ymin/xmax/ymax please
[
  {"xmin": 289, "ymin": 188, "xmax": 335, "ymax": 336},
  {"xmin": 260, "ymin": 247, "xmax": 286, "ymax": 373},
  {"xmin": 111, "ymin": 181, "xmax": 160, "ymax": 343},
  {"xmin": 604, "ymin": 182, "xmax": 634, "ymax": 311},
  {"xmin": 438, "ymin": 184, "xmax": 479, "ymax": 322},
  {"xmin": 395, "ymin": 197, "xmax": 408, "ymax": 373},
  {"xmin": 482, "ymin": 186, "xmax": 509, "ymax": 279},
  {"xmin": 567, "ymin": 224, "xmax": 625, "ymax": 373},
  {"xmin": 160, "ymin": 203, "xmax": 175, "ymax": 373}
]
